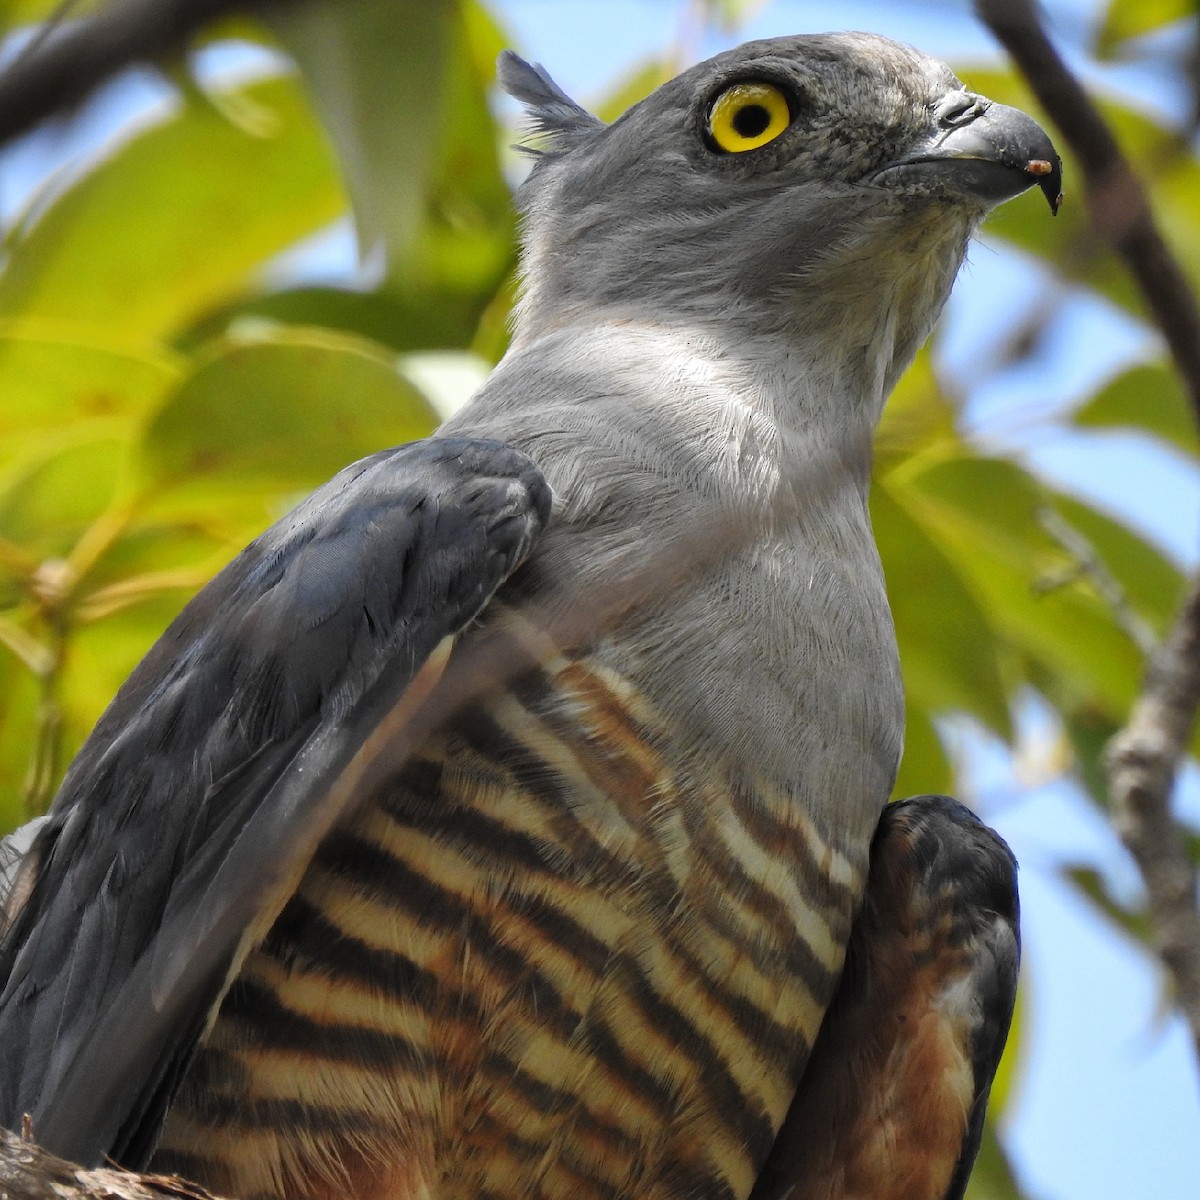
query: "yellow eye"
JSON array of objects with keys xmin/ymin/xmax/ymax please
[{"xmin": 706, "ymin": 81, "xmax": 792, "ymax": 153}]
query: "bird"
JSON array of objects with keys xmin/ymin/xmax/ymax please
[{"xmin": 0, "ymin": 31, "xmax": 1055, "ymax": 1200}]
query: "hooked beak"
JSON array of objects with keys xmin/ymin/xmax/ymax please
[{"xmin": 872, "ymin": 94, "xmax": 1063, "ymax": 215}]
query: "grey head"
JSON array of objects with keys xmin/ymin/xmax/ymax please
[{"xmin": 498, "ymin": 32, "xmax": 1060, "ymax": 376}]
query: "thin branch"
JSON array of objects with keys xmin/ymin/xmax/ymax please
[
  {"xmin": 0, "ymin": 1125, "xmax": 230, "ymax": 1199},
  {"xmin": 1187, "ymin": 18, "xmax": 1200, "ymax": 137},
  {"xmin": 1034, "ymin": 502, "xmax": 1158, "ymax": 657},
  {"xmin": 1107, "ymin": 582, "xmax": 1200, "ymax": 1061},
  {"xmin": 0, "ymin": 0, "xmax": 304, "ymax": 149},
  {"xmin": 975, "ymin": 0, "xmax": 1200, "ymax": 430},
  {"xmin": 975, "ymin": 0, "xmax": 1200, "ymax": 1065}
]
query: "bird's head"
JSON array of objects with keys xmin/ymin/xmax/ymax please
[{"xmin": 501, "ymin": 32, "xmax": 1060, "ymax": 367}]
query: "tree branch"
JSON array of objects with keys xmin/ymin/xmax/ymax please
[
  {"xmin": 0, "ymin": 1125, "xmax": 231, "ymax": 1200},
  {"xmin": 975, "ymin": 0, "xmax": 1200, "ymax": 1064},
  {"xmin": 0, "ymin": 0, "xmax": 304, "ymax": 149},
  {"xmin": 1107, "ymin": 583, "xmax": 1200, "ymax": 1061},
  {"xmin": 975, "ymin": 0, "xmax": 1200, "ymax": 428}
]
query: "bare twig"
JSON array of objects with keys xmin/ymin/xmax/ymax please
[
  {"xmin": 975, "ymin": 0, "xmax": 1200, "ymax": 1064},
  {"xmin": 1187, "ymin": 19, "xmax": 1200, "ymax": 138},
  {"xmin": 0, "ymin": 0, "xmax": 304, "ymax": 149},
  {"xmin": 975, "ymin": 0, "xmax": 1200, "ymax": 429},
  {"xmin": 0, "ymin": 1125, "xmax": 230, "ymax": 1199},
  {"xmin": 1035, "ymin": 503, "xmax": 1158, "ymax": 657},
  {"xmin": 1106, "ymin": 583, "xmax": 1200, "ymax": 1061}
]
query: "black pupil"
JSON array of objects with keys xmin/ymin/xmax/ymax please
[{"xmin": 732, "ymin": 102, "xmax": 772, "ymax": 139}]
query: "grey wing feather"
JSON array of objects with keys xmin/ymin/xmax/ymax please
[{"xmin": 0, "ymin": 436, "xmax": 551, "ymax": 1169}]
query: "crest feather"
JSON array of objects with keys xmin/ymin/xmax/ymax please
[{"xmin": 498, "ymin": 50, "xmax": 604, "ymax": 155}]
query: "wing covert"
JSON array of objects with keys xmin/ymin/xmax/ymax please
[{"xmin": 0, "ymin": 435, "xmax": 551, "ymax": 1168}]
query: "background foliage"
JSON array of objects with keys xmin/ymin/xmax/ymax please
[{"xmin": 0, "ymin": 0, "xmax": 1196, "ymax": 1197}]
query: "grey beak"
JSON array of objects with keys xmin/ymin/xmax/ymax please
[{"xmin": 873, "ymin": 95, "xmax": 1063, "ymax": 214}]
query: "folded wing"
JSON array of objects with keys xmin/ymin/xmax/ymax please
[
  {"xmin": 0, "ymin": 436, "xmax": 551, "ymax": 1169},
  {"xmin": 751, "ymin": 794, "xmax": 1020, "ymax": 1200}
]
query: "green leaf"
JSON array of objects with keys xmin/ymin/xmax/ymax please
[
  {"xmin": 137, "ymin": 327, "xmax": 440, "ymax": 499},
  {"xmin": 470, "ymin": 266, "xmax": 518, "ymax": 363},
  {"xmin": 699, "ymin": 0, "xmax": 770, "ymax": 32},
  {"xmin": 1064, "ymin": 864, "xmax": 1154, "ymax": 945},
  {"xmin": 177, "ymin": 283, "xmax": 496, "ymax": 355},
  {"xmin": 1025, "ymin": 490, "xmax": 1193, "ymax": 791},
  {"xmin": 380, "ymin": 0, "xmax": 515, "ymax": 299},
  {"xmin": 264, "ymin": 0, "xmax": 455, "ymax": 271},
  {"xmin": 0, "ymin": 76, "xmax": 346, "ymax": 342},
  {"xmin": 874, "ymin": 480, "xmax": 1012, "ymax": 736},
  {"xmin": 0, "ymin": 435, "xmax": 124, "ymax": 555},
  {"xmin": 0, "ymin": 0, "xmax": 102, "ymax": 28},
  {"xmin": 1096, "ymin": 0, "xmax": 1197, "ymax": 56},
  {"xmin": 73, "ymin": 520, "xmax": 232, "ymax": 614},
  {"xmin": 593, "ymin": 58, "xmax": 678, "ymax": 123},
  {"xmin": 0, "ymin": 323, "xmax": 180, "ymax": 450},
  {"xmin": 892, "ymin": 699, "xmax": 953, "ymax": 800},
  {"xmin": 966, "ymin": 1121, "xmax": 1032, "ymax": 1200},
  {"xmin": 268, "ymin": 0, "xmax": 514, "ymax": 296},
  {"xmin": 891, "ymin": 454, "xmax": 1146, "ymax": 720},
  {"xmin": 874, "ymin": 344, "xmax": 960, "ymax": 471},
  {"xmin": 1187, "ymin": 829, "xmax": 1200, "ymax": 865},
  {"xmin": 1050, "ymin": 490, "xmax": 1185, "ymax": 638},
  {"xmin": 1055, "ymin": 693, "xmax": 1121, "ymax": 807},
  {"xmin": 1074, "ymin": 361, "xmax": 1199, "ymax": 456},
  {"xmin": 0, "ymin": 651, "xmax": 40, "ymax": 832}
]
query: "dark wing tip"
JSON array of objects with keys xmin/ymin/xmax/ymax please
[
  {"xmin": 882, "ymin": 794, "xmax": 1019, "ymax": 929},
  {"xmin": 878, "ymin": 795, "xmax": 1020, "ymax": 1200},
  {"xmin": 750, "ymin": 795, "xmax": 1020, "ymax": 1200},
  {"xmin": 497, "ymin": 49, "xmax": 604, "ymax": 155}
]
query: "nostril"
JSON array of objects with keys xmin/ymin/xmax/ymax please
[{"xmin": 937, "ymin": 93, "xmax": 984, "ymax": 128}]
